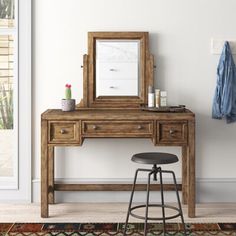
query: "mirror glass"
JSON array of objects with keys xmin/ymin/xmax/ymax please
[{"xmin": 96, "ymin": 40, "xmax": 140, "ymax": 97}]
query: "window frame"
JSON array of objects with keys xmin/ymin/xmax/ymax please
[
  {"xmin": 0, "ymin": 0, "xmax": 19, "ymax": 189},
  {"xmin": 0, "ymin": 0, "xmax": 31, "ymax": 202}
]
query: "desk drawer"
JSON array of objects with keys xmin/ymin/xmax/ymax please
[
  {"xmin": 49, "ymin": 121, "xmax": 80, "ymax": 143},
  {"xmin": 82, "ymin": 121, "xmax": 153, "ymax": 137},
  {"xmin": 157, "ymin": 121, "xmax": 187, "ymax": 145}
]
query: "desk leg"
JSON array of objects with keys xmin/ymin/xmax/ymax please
[
  {"xmin": 188, "ymin": 120, "xmax": 195, "ymax": 218},
  {"xmin": 48, "ymin": 146, "xmax": 54, "ymax": 204},
  {"xmin": 182, "ymin": 145, "xmax": 188, "ymax": 205},
  {"xmin": 41, "ymin": 120, "xmax": 48, "ymax": 218}
]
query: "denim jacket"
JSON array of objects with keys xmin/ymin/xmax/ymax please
[{"xmin": 212, "ymin": 41, "xmax": 236, "ymax": 123}]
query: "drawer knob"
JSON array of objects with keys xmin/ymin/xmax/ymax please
[
  {"xmin": 93, "ymin": 125, "xmax": 97, "ymax": 130},
  {"xmin": 60, "ymin": 129, "xmax": 66, "ymax": 134},
  {"xmin": 169, "ymin": 129, "xmax": 176, "ymax": 135},
  {"xmin": 109, "ymin": 68, "xmax": 116, "ymax": 72},
  {"xmin": 137, "ymin": 125, "xmax": 142, "ymax": 130}
]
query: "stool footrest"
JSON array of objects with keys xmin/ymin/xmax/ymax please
[{"xmin": 130, "ymin": 204, "xmax": 181, "ymax": 221}]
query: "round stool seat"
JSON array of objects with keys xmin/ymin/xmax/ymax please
[{"xmin": 132, "ymin": 152, "xmax": 178, "ymax": 165}]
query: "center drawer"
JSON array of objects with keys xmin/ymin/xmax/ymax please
[{"xmin": 82, "ymin": 121, "xmax": 153, "ymax": 137}]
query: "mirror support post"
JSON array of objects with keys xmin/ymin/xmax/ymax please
[
  {"xmin": 146, "ymin": 54, "xmax": 155, "ymax": 104},
  {"xmin": 77, "ymin": 54, "xmax": 89, "ymax": 108}
]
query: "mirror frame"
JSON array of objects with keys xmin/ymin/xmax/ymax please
[{"xmin": 80, "ymin": 32, "xmax": 154, "ymax": 108}]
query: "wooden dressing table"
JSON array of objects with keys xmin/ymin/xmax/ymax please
[{"xmin": 41, "ymin": 32, "xmax": 195, "ymax": 218}]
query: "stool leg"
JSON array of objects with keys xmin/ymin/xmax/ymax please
[
  {"xmin": 171, "ymin": 170, "xmax": 187, "ymax": 236},
  {"xmin": 159, "ymin": 169, "xmax": 166, "ymax": 236},
  {"xmin": 162, "ymin": 170, "xmax": 187, "ymax": 236},
  {"xmin": 144, "ymin": 171, "xmax": 153, "ymax": 236},
  {"xmin": 124, "ymin": 169, "xmax": 139, "ymax": 236}
]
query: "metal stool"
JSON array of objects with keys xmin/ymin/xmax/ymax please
[{"xmin": 124, "ymin": 152, "xmax": 186, "ymax": 236}]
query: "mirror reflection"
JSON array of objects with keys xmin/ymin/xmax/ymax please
[{"xmin": 96, "ymin": 40, "xmax": 140, "ymax": 97}]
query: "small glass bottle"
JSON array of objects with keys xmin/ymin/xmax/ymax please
[
  {"xmin": 148, "ymin": 86, "xmax": 155, "ymax": 107},
  {"xmin": 155, "ymin": 89, "xmax": 160, "ymax": 108},
  {"xmin": 160, "ymin": 91, "xmax": 167, "ymax": 107}
]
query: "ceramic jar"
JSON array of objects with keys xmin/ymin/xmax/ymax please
[{"xmin": 61, "ymin": 99, "xmax": 75, "ymax": 111}]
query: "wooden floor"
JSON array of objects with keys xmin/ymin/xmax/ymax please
[{"xmin": 0, "ymin": 203, "xmax": 236, "ymax": 223}]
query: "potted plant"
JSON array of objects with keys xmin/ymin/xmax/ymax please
[{"xmin": 61, "ymin": 84, "xmax": 75, "ymax": 111}]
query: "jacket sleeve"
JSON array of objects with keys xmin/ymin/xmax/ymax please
[
  {"xmin": 212, "ymin": 42, "xmax": 234, "ymax": 119},
  {"xmin": 221, "ymin": 65, "xmax": 234, "ymax": 117},
  {"xmin": 212, "ymin": 55, "xmax": 224, "ymax": 119}
]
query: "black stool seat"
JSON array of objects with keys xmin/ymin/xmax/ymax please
[{"xmin": 132, "ymin": 152, "xmax": 178, "ymax": 165}]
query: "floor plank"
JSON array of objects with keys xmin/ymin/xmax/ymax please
[{"xmin": 0, "ymin": 203, "xmax": 236, "ymax": 223}]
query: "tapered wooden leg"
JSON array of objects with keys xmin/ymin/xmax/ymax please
[
  {"xmin": 41, "ymin": 119, "xmax": 49, "ymax": 218},
  {"xmin": 48, "ymin": 146, "xmax": 54, "ymax": 204},
  {"xmin": 188, "ymin": 120, "xmax": 195, "ymax": 218},
  {"xmin": 182, "ymin": 145, "xmax": 188, "ymax": 205}
]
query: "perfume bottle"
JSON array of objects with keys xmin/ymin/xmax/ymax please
[
  {"xmin": 155, "ymin": 89, "xmax": 160, "ymax": 108},
  {"xmin": 148, "ymin": 86, "xmax": 155, "ymax": 107},
  {"xmin": 160, "ymin": 91, "xmax": 167, "ymax": 107}
]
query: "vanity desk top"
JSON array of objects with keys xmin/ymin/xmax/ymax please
[{"xmin": 42, "ymin": 108, "xmax": 194, "ymax": 119}]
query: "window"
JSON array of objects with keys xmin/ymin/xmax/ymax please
[
  {"xmin": 0, "ymin": 0, "xmax": 18, "ymax": 188},
  {"xmin": 0, "ymin": 0, "xmax": 14, "ymax": 27}
]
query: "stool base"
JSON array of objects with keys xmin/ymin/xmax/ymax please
[
  {"xmin": 123, "ymin": 166, "xmax": 186, "ymax": 236},
  {"xmin": 130, "ymin": 204, "xmax": 182, "ymax": 221}
]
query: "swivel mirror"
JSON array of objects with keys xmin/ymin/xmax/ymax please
[{"xmin": 80, "ymin": 32, "xmax": 154, "ymax": 108}]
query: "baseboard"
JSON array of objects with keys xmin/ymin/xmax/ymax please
[{"xmin": 31, "ymin": 178, "xmax": 236, "ymax": 203}]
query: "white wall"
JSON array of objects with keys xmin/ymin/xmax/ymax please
[{"xmin": 33, "ymin": 0, "xmax": 236, "ymax": 202}]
